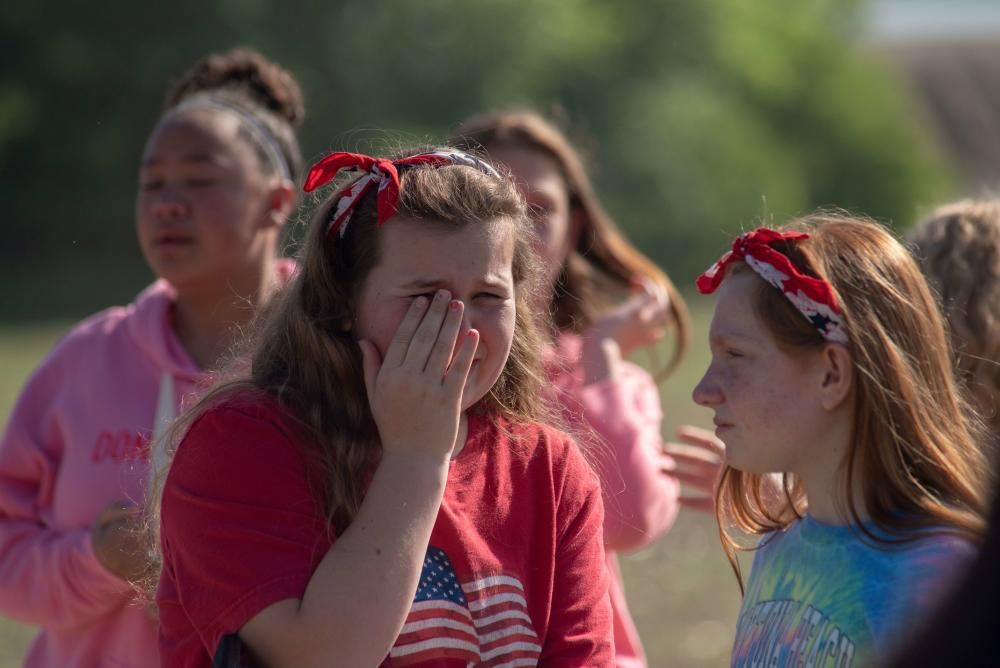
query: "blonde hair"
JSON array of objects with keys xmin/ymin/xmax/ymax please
[
  {"xmin": 451, "ymin": 110, "xmax": 690, "ymax": 376},
  {"xmin": 714, "ymin": 213, "xmax": 991, "ymax": 591},
  {"xmin": 144, "ymin": 150, "xmax": 550, "ymax": 592},
  {"xmin": 908, "ymin": 199, "xmax": 1000, "ymax": 436}
]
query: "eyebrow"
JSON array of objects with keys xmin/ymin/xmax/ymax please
[
  {"xmin": 400, "ymin": 276, "xmax": 511, "ymax": 291},
  {"xmin": 140, "ymin": 153, "xmax": 221, "ymax": 168},
  {"xmin": 708, "ymin": 329, "xmax": 759, "ymax": 346}
]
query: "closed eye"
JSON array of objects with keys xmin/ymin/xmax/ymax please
[{"xmin": 185, "ymin": 178, "xmax": 218, "ymax": 188}]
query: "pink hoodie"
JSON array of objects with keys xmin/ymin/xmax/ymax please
[
  {"xmin": 547, "ymin": 333, "xmax": 680, "ymax": 668},
  {"xmin": 0, "ymin": 263, "xmax": 292, "ymax": 668}
]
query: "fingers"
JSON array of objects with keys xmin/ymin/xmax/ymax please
[
  {"xmin": 665, "ymin": 425, "xmax": 725, "ymax": 503},
  {"xmin": 675, "ymin": 425, "xmax": 725, "ymax": 457},
  {"xmin": 669, "ymin": 468, "xmax": 718, "ymax": 492},
  {"xmin": 678, "ymin": 495, "xmax": 716, "ymax": 513},
  {"xmin": 443, "ymin": 329, "xmax": 479, "ymax": 397},
  {"xmin": 425, "ymin": 299, "xmax": 465, "ymax": 377},
  {"xmin": 639, "ymin": 298, "xmax": 670, "ymax": 326},
  {"xmin": 401, "ymin": 290, "xmax": 452, "ymax": 370},
  {"xmin": 358, "ymin": 339, "xmax": 381, "ymax": 407},
  {"xmin": 648, "ymin": 279, "xmax": 670, "ymax": 311},
  {"xmin": 664, "ymin": 443, "xmax": 721, "ymax": 467},
  {"xmin": 382, "ymin": 295, "xmax": 430, "ymax": 368},
  {"xmin": 633, "ymin": 275, "xmax": 668, "ymax": 306}
]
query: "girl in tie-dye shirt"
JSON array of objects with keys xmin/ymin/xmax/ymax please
[{"xmin": 692, "ymin": 214, "xmax": 989, "ymax": 667}]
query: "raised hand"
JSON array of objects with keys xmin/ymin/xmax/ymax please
[
  {"xmin": 587, "ymin": 277, "xmax": 673, "ymax": 358},
  {"xmin": 580, "ymin": 278, "xmax": 673, "ymax": 384},
  {"xmin": 358, "ymin": 290, "xmax": 479, "ymax": 463},
  {"xmin": 663, "ymin": 425, "xmax": 725, "ymax": 513}
]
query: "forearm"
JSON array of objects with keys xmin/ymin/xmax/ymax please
[
  {"xmin": 602, "ymin": 457, "xmax": 680, "ymax": 551},
  {"xmin": 580, "ymin": 329, "xmax": 622, "ymax": 385},
  {"xmin": 575, "ymin": 368, "xmax": 680, "ymax": 550},
  {"xmin": 243, "ymin": 452, "xmax": 449, "ymax": 668}
]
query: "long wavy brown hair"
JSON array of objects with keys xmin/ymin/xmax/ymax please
[
  {"xmin": 144, "ymin": 150, "xmax": 550, "ymax": 591},
  {"xmin": 712, "ymin": 213, "xmax": 991, "ymax": 591},
  {"xmin": 451, "ymin": 110, "xmax": 690, "ymax": 376}
]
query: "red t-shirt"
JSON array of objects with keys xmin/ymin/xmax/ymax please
[{"xmin": 157, "ymin": 393, "xmax": 614, "ymax": 667}]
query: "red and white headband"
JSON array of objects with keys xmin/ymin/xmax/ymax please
[
  {"xmin": 302, "ymin": 150, "xmax": 501, "ymax": 240},
  {"xmin": 697, "ymin": 228, "xmax": 848, "ymax": 344}
]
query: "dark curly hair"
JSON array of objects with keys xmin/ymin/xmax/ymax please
[{"xmin": 164, "ymin": 47, "xmax": 305, "ymax": 182}]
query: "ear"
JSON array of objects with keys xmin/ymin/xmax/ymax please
[
  {"xmin": 262, "ymin": 179, "xmax": 296, "ymax": 229},
  {"xmin": 818, "ymin": 343, "xmax": 853, "ymax": 411}
]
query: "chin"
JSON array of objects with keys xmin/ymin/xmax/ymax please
[
  {"xmin": 460, "ymin": 384, "xmax": 489, "ymax": 412},
  {"xmin": 460, "ymin": 369, "xmax": 500, "ymax": 412}
]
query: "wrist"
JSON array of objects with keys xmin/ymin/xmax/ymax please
[
  {"xmin": 580, "ymin": 330, "xmax": 623, "ymax": 385},
  {"xmin": 378, "ymin": 450, "xmax": 451, "ymax": 478}
]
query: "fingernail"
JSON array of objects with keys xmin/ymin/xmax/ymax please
[
  {"xmin": 435, "ymin": 289, "xmax": 450, "ymax": 301},
  {"xmin": 449, "ymin": 300, "xmax": 462, "ymax": 311}
]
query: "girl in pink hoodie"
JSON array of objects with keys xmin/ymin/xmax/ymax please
[
  {"xmin": 453, "ymin": 111, "xmax": 691, "ymax": 668},
  {"xmin": 0, "ymin": 48, "xmax": 303, "ymax": 668}
]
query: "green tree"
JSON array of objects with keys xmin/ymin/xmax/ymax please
[{"xmin": 0, "ymin": 0, "xmax": 953, "ymax": 320}]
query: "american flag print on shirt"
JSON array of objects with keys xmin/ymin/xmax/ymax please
[{"xmin": 389, "ymin": 546, "xmax": 542, "ymax": 667}]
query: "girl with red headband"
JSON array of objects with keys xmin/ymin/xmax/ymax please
[
  {"xmin": 0, "ymin": 49, "xmax": 301, "ymax": 668},
  {"xmin": 693, "ymin": 214, "xmax": 989, "ymax": 666},
  {"xmin": 152, "ymin": 147, "xmax": 614, "ymax": 666}
]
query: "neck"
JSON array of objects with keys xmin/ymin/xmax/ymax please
[
  {"xmin": 796, "ymin": 414, "xmax": 867, "ymax": 525},
  {"xmin": 173, "ymin": 256, "xmax": 280, "ymax": 370}
]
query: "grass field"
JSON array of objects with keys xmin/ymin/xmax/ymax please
[{"xmin": 0, "ymin": 306, "xmax": 743, "ymax": 667}]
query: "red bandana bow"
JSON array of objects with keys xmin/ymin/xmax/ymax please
[
  {"xmin": 303, "ymin": 150, "xmax": 500, "ymax": 239},
  {"xmin": 697, "ymin": 228, "xmax": 848, "ymax": 343}
]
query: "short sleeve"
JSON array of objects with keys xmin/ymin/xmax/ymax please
[
  {"xmin": 158, "ymin": 404, "xmax": 332, "ymax": 655},
  {"xmin": 541, "ymin": 432, "xmax": 614, "ymax": 664}
]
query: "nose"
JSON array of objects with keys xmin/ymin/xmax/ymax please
[
  {"xmin": 150, "ymin": 187, "xmax": 190, "ymax": 220},
  {"xmin": 692, "ymin": 364, "xmax": 723, "ymax": 407}
]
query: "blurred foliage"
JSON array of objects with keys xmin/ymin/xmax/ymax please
[{"xmin": 0, "ymin": 0, "xmax": 954, "ymax": 321}]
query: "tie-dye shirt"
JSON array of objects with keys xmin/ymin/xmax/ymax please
[{"xmin": 731, "ymin": 514, "xmax": 975, "ymax": 667}]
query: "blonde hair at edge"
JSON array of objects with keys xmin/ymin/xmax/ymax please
[
  {"xmin": 451, "ymin": 110, "xmax": 690, "ymax": 378},
  {"xmin": 142, "ymin": 151, "xmax": 551, "ymax": 592},
  {"xmin": 713, "ymin": 212, "xmax": 990, "ymax": 591},
  {"xmin": 908, "ymin": 199, "xmax": 1000, "ymax": 440}
]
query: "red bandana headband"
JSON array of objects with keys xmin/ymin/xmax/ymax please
[
  {"xmin": 696, "ymin": 228, "xmax": 848, "ymax": 344},
  {"xmin": 302, "ymin": 150, "xmax": 501, "ymax": 239}
]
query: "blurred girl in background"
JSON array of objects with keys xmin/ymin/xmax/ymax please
[
  {"xmin": 0, "ymin": 48, "xmax": 302, "ymax": 667},
  {"xmin": 453, "ymin": 110, "xmax": 691, "ymax": 668},
  {"xmin": 908, "ymin": 198, "xmax": 1000, "ymax": 456}
]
